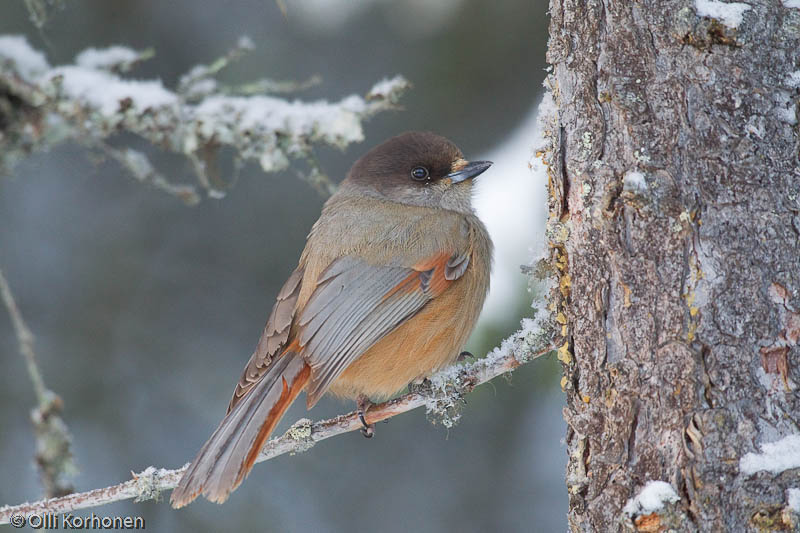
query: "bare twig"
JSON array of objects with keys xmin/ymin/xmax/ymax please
[
  {"xmin": 0, "ymin": 268, "xmax": 76, "ymax": 498},
  {"xmin": 177, "ymin": 36, "xmax": 255, "ymax": 97},
  {"xmin": 0, "ymin": 331, "xmax": 554, "ymax": 523},
  {"xmin": 0, "ymin": 269, "xmax": 45, "ymax": 402},
  {"xmin": 96, "ymin": 144, "xmax": 201, "ymax": 206}
]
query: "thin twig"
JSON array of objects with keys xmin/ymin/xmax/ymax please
[
  {"xmin": 0, "ymin": 342, "xmax": 553, "ymax": 524},
  {"xmin": 0, "ymin": 268, "xmax": 76, "ymax": 498},
  {"xmin": 0, "ymin": 269, "xmax": 47, "ymax": 403},
  {"xmin": 96, "ymin": 144, "xmax": 201, "ymax": 206}
]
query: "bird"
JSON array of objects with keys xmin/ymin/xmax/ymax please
[{"xmin": 170, "ymin": 131, "xmax": 493, "ymax": 508}]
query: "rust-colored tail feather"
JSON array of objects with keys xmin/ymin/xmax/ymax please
[{"xmin": 170, "ymin": 352, "xmax": 310, "ymax": 508}]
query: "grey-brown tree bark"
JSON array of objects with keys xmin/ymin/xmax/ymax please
[{"xmin": 544, "ymin": 0, "xmax": 800, "ymax": 531}]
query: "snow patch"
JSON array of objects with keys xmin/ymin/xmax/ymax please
[
  {"xmin": 782, "ymin": 0, "xmax": 800, "ymax": 8},
  {"xmin": 623, "ymin": 170, "xmax": 647, "ymax": 192},
  {"xmin": 47, "ymin": 66, "xmax": 178, "ymax": 116},
  {"xmin": 788, "ymin": 488, "xmax": 800, "ymax": 512},
  {"xmin": 195, "ymin": 95, "xmax": 364, "ymax": 147},
  {"xmin": 367, "ymin": 75, "xmax": 407, "ymax": 100},
  {"xmin": 483, "ymin": 314, "xmax": 544, "ymax": 364},
  {"xmin": 776, "ymin": 107, "xmax": 797, "ymax": 125},
  {"xmin": 623, "ymin": 481, "xmax": 680, "ymax": 517},
  {"xmin": 695, "ymin": 0, "xmax": 751, "ymax": 28},
  {"xmin": 75, "ymin": 46, "xmax": 139, "ymax": 70},
  {"xmin": 0, "ymin": 35, "xmax": 50, "ymax": 78},
  {"xmin": 740, "ymin": 434, "xmax": 800, "ymax": 475},
  {"xmin": 787, "ymin": 71, "xmax": 800, "ymax": 88}
]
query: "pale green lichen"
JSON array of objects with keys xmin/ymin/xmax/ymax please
[
  {"xmin": 133, "ymin": 466, "xmax": 169, "ymax": 503},
  {"xmin": 546, "ymin": 219, "xmax": 571, "ymax": 245},
  {"xmin": 424, "ymin": 303, "xmax": 556, "ymax": 428},
  {"xmin": 285, "ymin": 418, "xmax": 315, "ymax": 456},
  {"xmin": 633, "ymin": 149, "xmax": 651, "ymax": 163}
]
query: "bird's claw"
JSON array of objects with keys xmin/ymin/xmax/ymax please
[
  {"xmin": 359, "ymin": 413, "xmax": 374, "ymax": 438},
  {"xmin": 356, "ymin": 394, "xmax": 375, "ymax": 438}
]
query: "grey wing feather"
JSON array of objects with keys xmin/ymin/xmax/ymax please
[
  {"xmin": 228, "ymin": 267, "xmax": 303, "ymax": 412},
  {"xmin": 297, "ymin": 255, "xmax": 461, "ymax": 407}
]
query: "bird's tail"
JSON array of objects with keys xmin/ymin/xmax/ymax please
[{"xmin": 170, "ymin": 351, "xmax": 310, "ymax": 508}]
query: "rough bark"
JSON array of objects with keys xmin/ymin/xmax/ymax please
[{"xmin": 545, "ymin": 0, "xmax": 800, "ymax": 531}]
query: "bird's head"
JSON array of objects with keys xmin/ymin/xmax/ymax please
[{"xmin": 339, "ymin": 131, "xmax": 492, "ymax": 213}]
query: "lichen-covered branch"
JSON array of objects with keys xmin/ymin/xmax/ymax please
[
  {"xmin": 0, "ymin": 35, "xmax": 409, "ymax": 201},
  {"xmin": 0, "ymin": 268, "xmax": 75, "ymax": 498},
  {"xmin": 0, "ymin": 315, "xmax": 555, "ymax": 524}
]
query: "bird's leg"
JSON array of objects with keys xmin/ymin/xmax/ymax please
[{"xmin": 356, "ymin": 394, "xmax": 375, "ymax": 438}]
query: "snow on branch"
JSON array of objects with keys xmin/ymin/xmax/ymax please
[
  {"xmin": 0, "ymin": 316, "xmax": 555, "ymax": 523},
  {"xmin": 0, "ymin": 35, "xmax": 410, "ymax": 201}
]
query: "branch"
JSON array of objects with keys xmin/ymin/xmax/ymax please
[
  {"xmin": 0, "ymin": 267, "xmax": 76, "ymax": 498},
  {"xmin": 0, "ymin": 268, "xmax": 44, "ymax": 402},
  {"xmin": 0, "ymin": 35, "xmax": 409, "ymax": 201},
  {"xmin": 0, "ymin": 316, "xmax": 555, "ymax": 524}
]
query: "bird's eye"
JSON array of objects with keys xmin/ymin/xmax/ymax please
[{"xmin": 411, "ymin": 166, "xmax": 430, "ymax": 181}]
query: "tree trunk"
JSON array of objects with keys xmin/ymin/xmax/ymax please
[{"xmin": 545, "ymin": 0, "xmax": 800, "ymax": 530}]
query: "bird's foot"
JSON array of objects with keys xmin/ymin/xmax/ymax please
[
  {"xmin": 457, "ymin": 350, "xmax": 474, "ymax": 362},
  {"xmin": 356, "ymin": 394, "xmax": 375, "ymax": 438}
]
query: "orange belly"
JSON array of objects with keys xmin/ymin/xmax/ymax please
[{"xmin": 327, "ymin": 272, "xmax": 484, "ymax": 400}]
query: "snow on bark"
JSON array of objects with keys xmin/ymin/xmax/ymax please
[
  {"xmin": 623, "ymin": 481, "xmax": 680, "ymax": 517},
  {"xmin": 740, "ymin": 435, "xmax": 800, "ymax": 476}
]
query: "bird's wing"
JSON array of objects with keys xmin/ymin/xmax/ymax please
[
  {"xmin": 171, "ymin": 248, "xmax": 472, "ymax": 507},
  {"xmin": 227, "ymin": 267, "xmax": 304, "ymax": 413},
  {"xmin": 297, "ymin": 249, "xmax": 471, "ymax": 406}
]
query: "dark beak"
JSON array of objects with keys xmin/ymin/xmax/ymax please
[{"xmin": 447, "ymin": 160, "xmax": 493, "ymax": 184}]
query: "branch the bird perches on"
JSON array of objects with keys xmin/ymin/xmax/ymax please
[{"xmin": 0, "ymin": 335, "xmax": 552, "ymax": 524}]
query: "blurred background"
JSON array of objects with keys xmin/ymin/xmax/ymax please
[{"xmin": 0, "ymin": 1, "xmax": 562, "ymax": 531}]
